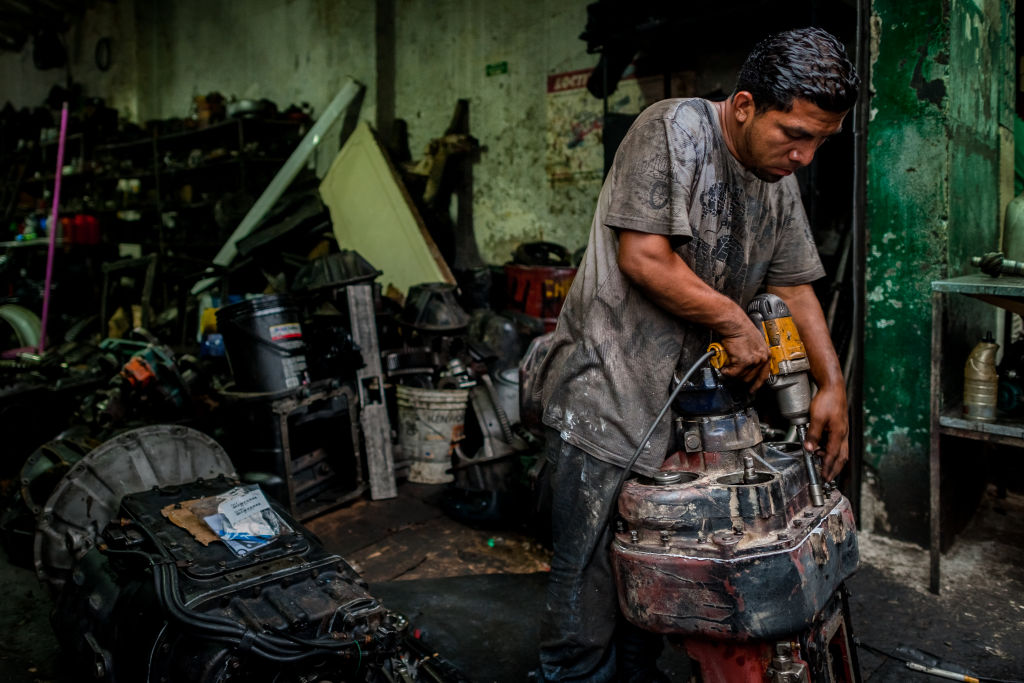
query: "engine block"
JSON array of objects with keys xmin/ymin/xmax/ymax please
[{"xmin": 612, "ymin": 415, "xmax": 859, "ymax": 641}]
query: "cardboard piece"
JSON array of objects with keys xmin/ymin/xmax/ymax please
[
  {"xmin": 161, "ymin": 499, "xmax": 219, "ymax": 546},
  {"xmin": 319, "ymin": 122, "xmax": 454, "ymax": 296}
]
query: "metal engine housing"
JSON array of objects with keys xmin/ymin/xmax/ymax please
[{"xmin": 612, "ymin": 413, "xmax": 859, "ymax": 641}]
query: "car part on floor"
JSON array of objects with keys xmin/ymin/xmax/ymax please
[
  {"xmin": 78, "ymin": 335, "xmax": 206, "ymax": 429},
  {"xmin": 0, "ymin": 436, "xmax": 95, "ymax": 567},
  {"xmin": 53, "ymin": 475, "xmax": 467, "ymax": 682},
  {"xmin": 34, "ymin": 424, "xmax": 237, "ymax": 592},
  {"xmin": 0, "ymin": 303, "xmax": 42, "ymax": 351}
]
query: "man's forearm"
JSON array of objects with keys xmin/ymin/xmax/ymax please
[{"xmin": 617, "ymin": 230, "xmax": 749, "ymax": 335}]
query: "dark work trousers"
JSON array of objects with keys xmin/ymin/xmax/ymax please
[{"xmin": 538, "ymin": 429, "xmax": 665, "ymax": 682}]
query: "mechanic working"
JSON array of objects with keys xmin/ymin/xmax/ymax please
[{"xmin": 531, "ymin": 27, "xmax": 860, "ymax": 682}]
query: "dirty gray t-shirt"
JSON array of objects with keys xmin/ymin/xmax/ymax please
[{"xmin": 536, "ymin": 98, "xmax": 825, "ymax": 475}]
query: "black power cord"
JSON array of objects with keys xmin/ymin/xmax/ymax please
[{"xmin": 582, "ymin": 349, "xmax": 716, "ymax": 568}]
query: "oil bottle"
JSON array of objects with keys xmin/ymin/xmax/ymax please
[{"xmin": 963, "ymin": 332, "xmax": 999, "ymax": 421}]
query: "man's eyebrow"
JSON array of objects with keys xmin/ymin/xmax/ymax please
[{"xmin": 782, "ymin": 124, "xmax": 844, "ymax": 138}]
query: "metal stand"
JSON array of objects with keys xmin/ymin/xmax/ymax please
[
  {"xmin": 219, "ymin": 380, "xmax": 367, "ymax": 521},
  {"xmin": 270, "ymin": 382, "xmax": 367, "ymax": 520}
]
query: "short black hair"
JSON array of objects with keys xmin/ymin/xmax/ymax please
[{"xmin": 734, "ymin": 27, "xmax": 859, "ymax": 113}]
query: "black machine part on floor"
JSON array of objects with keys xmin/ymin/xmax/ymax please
[{"xmin": 52, "ymin": 477, "xmax": 467, "ymax": 683}]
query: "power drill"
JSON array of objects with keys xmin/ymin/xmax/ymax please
[{"xmin": 707, "ymin": 292, "xmax": 825, "ymax": 506}]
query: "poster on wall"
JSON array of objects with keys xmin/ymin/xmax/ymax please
[{"xmin": 545, "ymin": 65, "xmax": 693, "ymax": 184}]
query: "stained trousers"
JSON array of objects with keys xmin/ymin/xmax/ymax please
[{"xmin": 538, "ymin": 429, "xmax": 664, "ymax": 682}]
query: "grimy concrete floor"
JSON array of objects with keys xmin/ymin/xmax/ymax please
[{"xmin": 0, "ymin": 483, "xmax": 1021, "ymax": 682}]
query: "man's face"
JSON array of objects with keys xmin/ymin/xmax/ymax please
[{"xmin": 737, "ymin": 97, "xmax": 847, "ymax": 183}]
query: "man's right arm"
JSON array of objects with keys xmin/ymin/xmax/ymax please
[{"xmin": 617, "ymin": 229, "xmax": 772, "ymax": 389}]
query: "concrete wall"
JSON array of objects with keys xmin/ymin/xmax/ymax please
[
  {"xmin": 392, "ymin": 0, "xmax": 595, "ymax": 264},
  {"xmin": 0, "ymin": 1, "xmax": 139, "ymax": 119},
  {"xmin": 133, "ymin": 0, "xmax": 377, "ymax": 177},
  {"xmin": 863, "ymin": 0, "xmax": 1013, "ymax": 543},
  {"xmin": 132, "ymin": 0, "xmax": 603, "ymax": 264}
]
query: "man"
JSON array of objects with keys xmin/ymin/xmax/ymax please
[{"xmin": 533, "ymin": 27, "xmax": 859, "ymax": 682}]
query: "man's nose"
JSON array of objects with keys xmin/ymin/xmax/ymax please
[{"xmin": 788, "ymin": 144, "xmax": 816, "ymax": 167}]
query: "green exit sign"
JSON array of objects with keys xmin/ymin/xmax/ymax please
[{"xmin": 486, "ymin": 61, "xmax": 508, "ymax": 77}]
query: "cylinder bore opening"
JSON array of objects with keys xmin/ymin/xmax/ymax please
[
  {"xmin": 717, "ymin": 471, "xmax": 774, "ymax": 486},
  {"xmin": 640, "ymin": 471, "xmax": 699, "ymax": 485}
]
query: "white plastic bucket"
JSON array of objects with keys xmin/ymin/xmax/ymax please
[{"xmin": 396, "ymin": 385, "xmax": 470, "ymax": 484}]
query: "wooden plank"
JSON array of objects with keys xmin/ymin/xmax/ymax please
[
  {"xmin": 346, "ymin": 284, "xmax": 397, "ymax": 499},
  {"xmin": 320, "ymin": 121, "xmax": 454, "ymax": 297}
]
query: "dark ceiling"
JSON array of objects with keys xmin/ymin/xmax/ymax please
[{"xmin": 0, "ymin": 0, "xmax": 88, "ymax": 54}]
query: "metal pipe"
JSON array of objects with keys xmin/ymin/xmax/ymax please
[
  {"xmin": 848, "ymin": 0, "xmax": 871, "ymax": 525},
  {"xmin": 39, "ymin": 101, "xmax": 69, "ymax": 354},
  {"xmin": 797, "ymin": 424, "xmax": 825, "ymax": 506}
]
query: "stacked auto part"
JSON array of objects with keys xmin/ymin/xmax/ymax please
[{"xmin": 25, "ymin": 424, "xmax": 464, "ymax": 683}]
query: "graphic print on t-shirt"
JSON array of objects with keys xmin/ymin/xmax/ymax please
[{"xmin": 693, "ymin": 181, "xmax": 750, "ymax": 299}]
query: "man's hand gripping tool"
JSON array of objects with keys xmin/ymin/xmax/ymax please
[{"xmin": 707, "ymin": 293, "xmax": 825, "ymax": 506}]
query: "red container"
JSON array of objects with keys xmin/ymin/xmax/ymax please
[
  {"xmin": 64, "ymin": 214, "xmax": 100, "ymax": 245},
  {"xmin": 504, "ymin": 264, "xmax": 576, "ymax": 331}
]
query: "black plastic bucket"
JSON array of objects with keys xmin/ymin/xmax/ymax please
[{"xmin": 216, "ymin": 295, "xmax": 308, "ymax": 393}]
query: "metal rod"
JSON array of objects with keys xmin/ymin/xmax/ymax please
[
  {"xmin": 848, "ymin": 0, "xmax": 871, "ymax": 525},
  {"xmin": 39, "ymin": 101, "xmax": 69, "ymax": 354},
  {"xmin": 905, "ymin": 662, "xmax": 980, "ymax": 682},
  {"xmin": 797, "ymin": 424, "xmax": 825, "ymax": 506}
]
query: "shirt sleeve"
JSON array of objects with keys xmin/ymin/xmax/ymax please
[
  {"xmin": 603, "ymin": 114, "xmax": 701, "ymax": 240},
  {"xmin": 765, "ymin": 178, "xmax": 826, "ymax": 286}
]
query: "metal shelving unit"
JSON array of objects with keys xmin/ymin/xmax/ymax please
[{"xmin": 929, "ymin": 274, "xmax": 1024, "ymax": 593}]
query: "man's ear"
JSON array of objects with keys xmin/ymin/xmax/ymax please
[{"xmin": 732, "ymin": 91, "xmax": 756, "ymax": 123}]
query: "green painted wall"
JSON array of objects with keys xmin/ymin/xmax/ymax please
[{"xmin": 864, "ymin": 0, "xmax": 1013, "ymax": 543}]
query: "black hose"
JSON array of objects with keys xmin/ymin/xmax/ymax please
[
  {"xmin": 156, "ymin": 563, "xmax": 346, "ymax": 661},
  {"xmin": 582, "ymin": 350, "xmax": 717, "ymax": 568},
  {"xmin": 110, "ymin": 521, "xmax": 362, "ymax": 662}
]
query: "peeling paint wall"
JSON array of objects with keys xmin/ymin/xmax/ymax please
[
  {"xmin": 864, "ymin": 0, "xmax": 1013, "ymax": 543},
  {"xmin": 392, "ymin": 0, "xmax": 596, "ymax": 264},
  {"xmin": 130, "ymin": 0, "xmax": 605, "ymax": 263},
  {"xmin": 132, "ymin": 0, "xmax": 602, "ymax": 263}
]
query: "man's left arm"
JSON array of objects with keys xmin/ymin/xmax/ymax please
[{"xmin": 766, "ymin": 283, "xmax": 849, "ymax": 480}]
